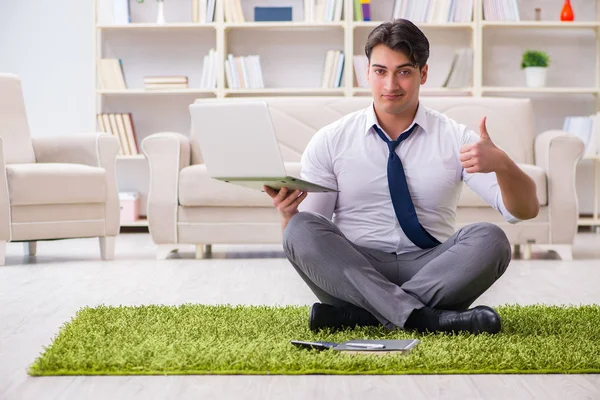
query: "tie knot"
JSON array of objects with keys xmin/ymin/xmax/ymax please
[{"xmin": 387, "ymin": 138, "xmax": 401, "ymax": 152}]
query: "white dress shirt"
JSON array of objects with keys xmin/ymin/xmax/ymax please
[{"xmin": 298, "ymin": 102, "xmax": 520, "ymax": 254}]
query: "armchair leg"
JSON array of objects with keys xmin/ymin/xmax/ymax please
[
  {"xmin": 522, "ymin": 243, "xmax": 532, "ymax": 260},
  {"xmin": 512, "ymin": 244, "xmax": 521, "ymax": 259},
  {"xmin": 99, "ymin": 236, "xmax": 116, "ymax": 260},
  {"xmin": 24, "ymin": 241, "xmax": 37, "ymax": 256},
  {"xmin": 195, "ymin": 244, "xmax": 212, "ymax": 259},
  {"xmin": 0, "ymin": 240, "xmax": 5, "ymax": 265}
]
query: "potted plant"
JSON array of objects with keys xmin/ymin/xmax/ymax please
[{"xmin": 521, "ymin": 50, "xmax": 550, "ymax": 88}]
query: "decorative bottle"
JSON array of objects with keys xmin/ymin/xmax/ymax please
[{"xmin": 560, "ymin": 0, "xmax": 574, "ymax": 21}]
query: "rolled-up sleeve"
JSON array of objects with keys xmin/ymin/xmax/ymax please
[
  {"xmin": 460, "ymin": 128, "xmax": 522, "ymax": 224},
  {"xmin": 298, "ymin": 126, "xmax": 338, "ymax": 219}
]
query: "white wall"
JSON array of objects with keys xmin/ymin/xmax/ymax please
[
  {"xmin": 0, "ymin": 0, "xmax": 96, "ymax": 137},
  {"xmin": 1, "ymin": 0, "xmax": 598, "ymax": 215}
]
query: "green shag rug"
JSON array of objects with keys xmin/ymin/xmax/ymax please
[{"xmin": 28, "ymin": 304, "xmax": 600, "ymax": 376}]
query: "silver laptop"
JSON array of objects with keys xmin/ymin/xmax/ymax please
[{"xmin": 189, "ymin": 100, "xmax": 338, "ymax": 192}]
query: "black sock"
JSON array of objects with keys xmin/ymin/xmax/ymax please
[{"xmin": 404, "ymin": 306, "xmax": 440, "ymax": 332}]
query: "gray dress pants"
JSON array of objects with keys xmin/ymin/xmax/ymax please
[{"xmin": 283, "ymin": 212, "xmax": 512, "ymax": 330}]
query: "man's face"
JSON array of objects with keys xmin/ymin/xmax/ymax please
[{"xmin": 367, "ymin": 44, "xmax": 428, "ymax": 116}]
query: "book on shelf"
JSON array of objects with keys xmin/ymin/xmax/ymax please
[
  {"xmin": 199, "ymin": 48, "xmax": 218, "ymax": 89},
  {"xmin": 361, "ymin": 0, "xmax": 371, "ymax": 21},
  {"xmin": 352, "ymin": 0, "xmax": 371, "ymax": 22},
  {"xmin": 192, "ymin": 0, "xmax": 216, "ymax": 23},
  {"xmin": 563, "ymin": 115, "xmax": 600, "ymax": 158},
  {"xmin": 98, "ymin": 58, "xmax": 127, "ymax": 90},
  {"xmin": 254, "ymin": 7, "xmax": 293, "ymax": 22},
  {"xmin": 144, "ymin": 76, "xmax": 188, "ymax": 85},
  {"xmin": 225, "ymin": 54, "xmax": 264, "ymax": 89},
  {"xmin": 353, "ymin": 55, "xmax": 369, "ymax": 88},
  {"xmin": 442, "ymin": 47, "xmax": 473, "ymax": 88},
  {"xmin": 96, "ymin": 113, "xmax": 139, "ymax": 156},
  {"xmin": 145, "ymin": 83, "xmax": 189, "ymax": 90},
  {"xmin": 305, "ymin": 0, "xmax": 344, "ymax": 22},
  {"xmin": 224, "ymin": 0, "xmax": 246, "ymax": 23},
  {"xmin": 144, "ymin": 76, "xmax": 189, "ymax": 90},
  {"xmin": 482, "ymin": 0, "xmax": 519, "ymax": 21},
  {"xmin": 391, "ymin": 0, "xmax": 474, "ymax": 23},
  {"xmin": 321, "ymin": 50, "xmax": 344, "ymax": 88}
]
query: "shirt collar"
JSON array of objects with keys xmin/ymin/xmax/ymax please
[{"xmin": 364, "ymin": 101, "xmax": 429, "ymax": 137}]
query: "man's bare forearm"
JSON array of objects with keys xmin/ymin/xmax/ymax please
[{"xmin": 496, "ymin": 155, "xmax": 539, "ymax": 220}]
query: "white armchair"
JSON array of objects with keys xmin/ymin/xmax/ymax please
[{"xmin": 0, "ymin": 73, "xmax": 120, "ymax": 265}]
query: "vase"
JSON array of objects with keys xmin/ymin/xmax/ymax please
[
  {"xmin": 157, "ymin": 0, "xmax": 166, "ymax": 24},
  {"xmin": 560, "ymin": 0, "xmax": 574, "ymax": 21},
  {"xmin": 525, "ymin": 67, "xmax": 547, "ymax": 88}
]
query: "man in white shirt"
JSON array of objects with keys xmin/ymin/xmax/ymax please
[{"xmin": 264, "ymin": 19, "xmax": 539, "ymax": 335}]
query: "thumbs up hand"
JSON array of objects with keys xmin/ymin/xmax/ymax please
[{"xmin": 459, "ymin": 117, "xmax": 507, "ymax": 174}]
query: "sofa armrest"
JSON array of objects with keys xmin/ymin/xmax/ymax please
[
  {"xmin": 31, "ymin": 132, "xmax": 120, "ymax": 236},
  {"xmin": 142, "ymin": 132, "xmax": 191, "ymax": 244},
  {"xmin": 534, "ymin": 130, "xmax": 585, "ymax": 244},
  {"xmin": 32, "ymin": 132, "xmax": 119, "ymax": 166},
  {"xmin": 0, "ymin": 137, "xmax": 10, "ymax": 241}
]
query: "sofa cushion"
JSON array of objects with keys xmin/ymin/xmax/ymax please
[
  {"xmin": 458, "ymin": 163, "xmax": 547, "ymax": 207},
  {"xmin": 6, "ymin": 163, "xmax": 106, "ymax": 205}
]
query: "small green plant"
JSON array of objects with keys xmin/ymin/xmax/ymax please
[{"xmin": 521, "ymin": 50, "xmax": 550, "ymax": 69}]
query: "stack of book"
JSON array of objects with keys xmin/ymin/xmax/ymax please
[
  {"xmin": 224, "ymin": 0, "xmax": 245, "ymax": 22},
  {"xmin": 192, "ymin": 0, "xmax": 217, "ymax": 23},
  {"xmin": 224, "ymin": 54, "xmax": 264, "ymax": 90},
  {"xmin": 304, "ymin": 0, "xmax": 344, "ymax": 22},
  {"xmin": 98, "ymin": 58, "xmax": 127, "ymax": 90},
  {"xmin": 391, "ymin": 0, "xmax": 474, "ymax": 23},
  {"xmin": 322, "ymin": 50, "xmax": 344, "ymax": 88},
  {"xmin": 442, "ymin": 48, "xmax": 473, "ymax": 88},
  {"xmin": 483, "ymin": 0, "xmax": 520, "ymax": 21},
  {"xmin": 144, "ymin": 76, "xmax": 188, "ymax": 90},
  {"xmin": 96, "ymin": 113, "xmax": 138, "ymax": 156},
  {"xmin": 200, "ymin": 48, "xmax": 218, "ymax": 89}
]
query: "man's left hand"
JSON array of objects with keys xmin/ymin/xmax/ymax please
[{"xmin": 459, "ymin": 116, "xmax": 507, "ymax": 174}]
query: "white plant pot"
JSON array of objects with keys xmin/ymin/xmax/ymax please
[
  {"xmin": 525, "ymin": 67, "xmax": 547, "ymax": 88},
  {"xmin": 157, "ymin": 0, "xmax": 165, "ymax": 24}
]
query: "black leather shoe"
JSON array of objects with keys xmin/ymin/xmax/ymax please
[
  {"xmin": 437, "ymin": 305, "xmax": 501, "ymax": 334},
  {"xmin": 308, "ymin": 303, "xmax": 381, "ymax": 332}
]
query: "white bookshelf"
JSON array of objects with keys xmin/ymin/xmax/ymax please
[{"xmin": 94, "ymin": 0, "xmax": 600, "ymax": 228}]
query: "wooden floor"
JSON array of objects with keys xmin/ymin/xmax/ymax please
[{"xmin": 1, "ymin": 232, "xmax": 600, "ymax": 400}]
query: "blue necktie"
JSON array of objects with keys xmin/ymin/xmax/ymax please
[{"xmin": 373, "ymin": 124, "xmax": 441, "ymax": 249}]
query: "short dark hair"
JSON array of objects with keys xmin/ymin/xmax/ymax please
[{"xmin": 365, "ymin": 19, "xmax": 430, "ymax": 70}]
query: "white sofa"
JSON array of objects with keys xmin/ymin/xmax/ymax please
[
  {"xmin": 142, "ymin": 96, "xmax": 584, "ymax": 260},
  {"xmin": 0, "ymin": 73, "xmax": 121, "ymax": 265}
]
